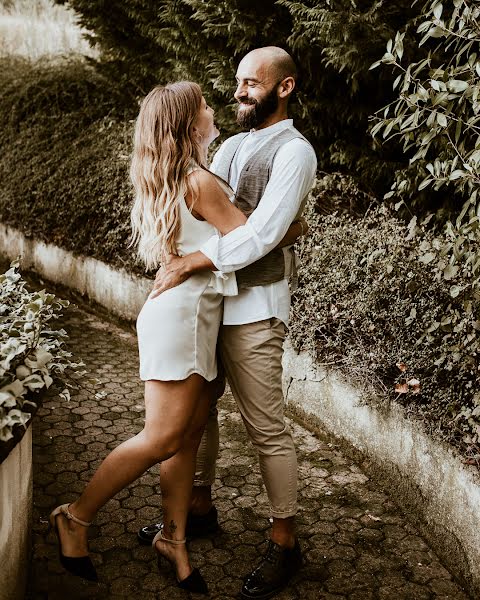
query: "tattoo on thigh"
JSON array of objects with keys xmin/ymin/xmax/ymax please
[{"xmin": 169, "ymin": 519, "xmax": 177, "ymax": 533}]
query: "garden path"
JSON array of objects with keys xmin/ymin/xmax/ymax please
[{"xmin": 26, "ymin": 301, "xmax": 470, "ymax": 600}]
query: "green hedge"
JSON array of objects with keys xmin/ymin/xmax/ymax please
[
  {"xmin": 0, "ymin": 56, "xmax": 139, "ymax": 272},
  {"xmin": 0, "ymin": 56, "xmax": 379, "ymax": 274},
  {"xmin": 291, "ymin": 195, "xmax": 480, "ymax": 461}
]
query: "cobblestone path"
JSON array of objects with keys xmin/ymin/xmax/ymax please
[{"xmin": 27, "ymin": 304, "xmax": 470, "ymax": 600}]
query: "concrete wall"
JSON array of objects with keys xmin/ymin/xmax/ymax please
[
  {"xmin": 1, "ymin": 222, "xmax": 480, "ymax": 595},
  {"xmin": 0, "ymin": 428, "xmax": 32, "ymax": 600},
  {"xmin": 282, "ymin": 341, "xmax": 480, "ymax": 597},
  {"xmin": 0, "ymin": 224, "xmax": 150, "ymax": 321}
]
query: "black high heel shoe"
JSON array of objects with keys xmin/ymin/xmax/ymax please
[
  {"xmin": 49, "ymin": 503, "xmax": 98, "ymax": 582},
  {"xmin": 152, "ymin": 528, "xmax": 208, "ymax": 594}
]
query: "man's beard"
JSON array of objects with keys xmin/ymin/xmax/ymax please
[{"xmin": 236, "ymin": 86, "xmax": 279, "ymax": 129}]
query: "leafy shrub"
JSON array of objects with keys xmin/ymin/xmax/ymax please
[
  {"xmin": 55, "ymin": 0, "xmax": 428, "ymax": 197},
  {"xmin": 370, "ymin": 0, "xmax": 480, "ymax": 300},
  {"xmin": 0, "ymin": 56, "xmax": 140, "ymax": 273},
  {"xmin": 371, "ymin": 0, "xmax": 480, "ymax": 218},
  {"xmin": 310, "ymin": 172, "xmax": 378, "ymax": 217},
  {"xmin": 291, "ymin": 191, "xmax": 480, "ymax": 462},
  {"xmin": 364, "ymin": 1, "xmax": 480, "ymax": 461},
  {"xmin": 0, "ymin": 261, "xmax": 82, "ymax": 442}
]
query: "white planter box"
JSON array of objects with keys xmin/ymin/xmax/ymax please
[{"xmin": 0, "ymin": 426, "xmax": 32, "ymax": 600}]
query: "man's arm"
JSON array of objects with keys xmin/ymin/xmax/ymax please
[
  {"xmin": 202, "ymin": 139, "xmax": 316, "ymax": 271},
  {"xmin": 152, "ymin": 214, "xmax": 308, "ymax": 295},
  {"xmin": 152, "ymin": 138, "xmax": 316, "ymax": 296}
]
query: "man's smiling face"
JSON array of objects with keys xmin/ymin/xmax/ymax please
[{"xmin": 234, "ymin": 56, "xmax": 280, "ymax": 130}]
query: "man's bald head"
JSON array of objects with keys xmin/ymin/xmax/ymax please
[
  {"xmin": 234, "ymin": 46, "xmax": 297, "ymax": 129},
  {"xmin": 241, "ymin": 46, "xmax": 297, "ymax": 82}
]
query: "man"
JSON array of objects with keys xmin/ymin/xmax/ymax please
[{"xmin": 138, "ymin": 46, "xmax": 317, "ymax": 599}]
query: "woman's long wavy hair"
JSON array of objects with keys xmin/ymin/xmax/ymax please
[{"xmin": 130, "ymin": 81, "xmax": 204, "ymax": 270}]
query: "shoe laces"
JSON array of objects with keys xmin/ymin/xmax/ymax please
[{"xmin": 260, "ymin": 540, "xmax": 281, "ymax": 566}]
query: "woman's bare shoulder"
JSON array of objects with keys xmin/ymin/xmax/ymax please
[{"xmin": 187, "ymin": 168, "xmax": 227, "ymax": 201}]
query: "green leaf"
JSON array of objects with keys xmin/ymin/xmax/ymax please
[
  {"xmin": 1, "ymin": 379, "xmax": 25, "ymax": 398},
  {"xmin": 0, "ymin": 392, "xmax": 17, "ymax": 408},
  {"xmin": 418, "ymin": 178, "xmax": 433, "ymax": 190},
  {"xmin": 406, "ymin": 216, "xmax": 418, "ymax": 241},
  {"xmin": 15, "ymin": 365, "xmax": 30, "ymax": 379},
  {"xmin": 443, "ymin": 264, "xmax": 459, "ymax": 280},
  {"xmin": 370, "ymin": 121, "xmax": 384, "ymax": 137},
  {"xmin": 405, "ymin": 307, "xmax": 417, "ymax": 325},
  {"xmin": 22, "ymin": 374, "xmax": 46, "ymax": 391},
  {"xmin": 426, "ymin": 26, "xmax": 446, "ymax": 40},
  {"xmin": 433, "ymin": 3, "xmax": 443, "ymax": 19},
  {"xmin": 419, "ymin": 252, "xmax": 436, "ymax": 264},
  {"xmin": 450, "ymin": 285, "xmax": 462, "ymax": 298},
  {"xmin": 437, "ymin": 113, "xmax": 448, "ymax": 127},
  {"xmin": 448, "ymin": 80, "xmax": 469, "ymax": 93},
  {"xmin": 456, "ymin": 119, "xmax": 463, "ymax": 144},
  {"xmin": 35, "ymin": 348, "xmax": 53, "ymax": 368},
  {"xmin": 59, "ymin": 388, "xmax": 71, "ymax": 402}
]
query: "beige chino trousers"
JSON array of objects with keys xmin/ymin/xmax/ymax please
[{"xmin": 194, "ymin": 317, "xmax": 298, "ymax": 518}]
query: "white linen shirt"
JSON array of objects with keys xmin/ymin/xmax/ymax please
[{"xmin": 202, "ymin": 119, "xmax": 317, "ymax": 326}]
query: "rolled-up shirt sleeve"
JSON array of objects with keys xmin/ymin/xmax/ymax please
[{"xmin": 202, "ymin": 138, "xmax": 317, "ymax": 273}]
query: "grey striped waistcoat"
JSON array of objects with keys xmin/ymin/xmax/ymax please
[{"xmin": 214, "ymin": 127, "xmax": 308, "ymax": 289}]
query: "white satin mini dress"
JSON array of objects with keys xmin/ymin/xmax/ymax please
[{"xmin": 136, "ymin": 168, "xmax": 237, "ymax": 382}]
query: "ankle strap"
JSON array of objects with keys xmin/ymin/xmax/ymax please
[
  {"xmin": 61, "ymin": 504, "xmax": 92, "ymax": 527},
  {"xmin": 160, "ymin": 528, "xmax": 186, "ymax": 545},
  {"xmin": 152, "ymin": 528, "xmax": 186, "ymax": 547}
]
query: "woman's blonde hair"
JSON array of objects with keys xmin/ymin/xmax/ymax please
[{"xmin": 130, "ymin": 81, "xmax": 204, "ymax": 270}]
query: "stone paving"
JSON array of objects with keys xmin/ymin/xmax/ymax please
[{"xmin": 26, "ymin": 302, "xmax": 471, "ymax": 600}]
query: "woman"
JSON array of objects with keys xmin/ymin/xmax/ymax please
[{"xmin": 50, "ymin": 81, "xmax": 306, "ymax": 593}]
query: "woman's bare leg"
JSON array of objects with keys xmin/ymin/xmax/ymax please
[
  {"xmin": 159, "ymin": 378, "xmax": 221, "ymax": 517},
  {"xmin": 54, "ymin": 374, "xmax": 205, "ymax": 559},
  {"xmin": 156, "ymin": 383, "xmax": 212, "ymax": 580}
]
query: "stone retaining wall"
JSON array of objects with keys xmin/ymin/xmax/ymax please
[
  {"xmin": 0, "ymin": 224, "xmax": 150, "ymax": 321},
  {"xmin": 1, "ymin": 222, "xmax": 479, "ymax": 596},
  {"xmin": 282, "ymin": 342, "xmax": 480, "ymax": 597}
]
